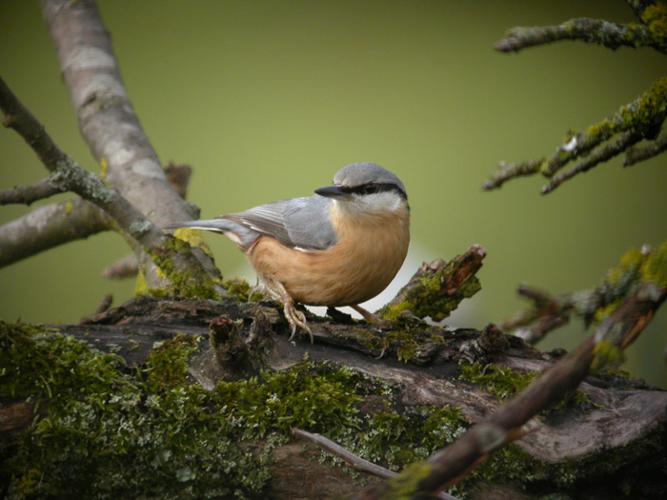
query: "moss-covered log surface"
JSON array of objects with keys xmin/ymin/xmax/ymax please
[{"xmin": 2, "ymin": 294, "xmax": 666, "ymax": 499}]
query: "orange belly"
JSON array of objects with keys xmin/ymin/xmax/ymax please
[{"xmin": 247, "ymin": 211, "xmax": 409, "ymax": 306}]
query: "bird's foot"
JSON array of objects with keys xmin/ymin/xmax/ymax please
[
  {"xmin": 284, "ymin": 302, "xmax": 313, "ymax": 343},
  {"xmin": 351, "ymin": 304, "xmax": 390, "ymax": 329}
]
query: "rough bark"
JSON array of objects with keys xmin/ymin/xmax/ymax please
[{"xmin": 4, "ymin": 296, "xmax": 660, "ymax": 499}]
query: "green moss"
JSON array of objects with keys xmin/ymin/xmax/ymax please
[
  {"xmin": 0, "ymin": 322, "xmax": 365, "ymax": 498},
  {"xmin": 327, "ymin": 323, "xmax": 446, "ymax": 364},
  {"xmin": 458, "ymin": 362, "xmax": 535, "ymax": 400},
  {"xmin": 379, "ymin": 260, "xmax": 481, "ymax": 323},
  {"xmin": 458, "ymin": 362, "xmax": 589, "ymax": 415},
  {"xmin": 147, "ymin": 235, "xmax": 219, "ymax": 300},
  {"xmin": 222, "ymin": 277, "xmax": 264, "ymax": 302},
  {"xmin": 144, "ymin": 334, "xmax": 199, "ymax": 392}
]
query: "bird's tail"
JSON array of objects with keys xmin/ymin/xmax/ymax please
[
  {"xmin": 164, "ymin": 218, "xmax": 239, "ymax": 233},
  {"xmin": 164, "ymin": 218, "xmax": 258, "ymax": 249}
]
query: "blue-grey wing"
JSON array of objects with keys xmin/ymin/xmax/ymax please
[{"xmin": 223, "ymin": 195, "xmax": 337, "ymax": 250}]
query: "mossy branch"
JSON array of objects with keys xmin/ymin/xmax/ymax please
[
  {"xmin": 503, "ymin": 241, "xmax": 667, "ymax": 346},
  {"xmin": 360, "ymin": 270, "xmax": 666, "ymax": 498},
  {"xmin": 495, "ymin": 17, "xmax": 665, "ymax": 54},
  {"xmin": 378, "ymin": 244, "xmax": 486, "ymax": 322},
  {"xmin": 484, "ymin": 77, "xmax": 667, "ymax": 193}
]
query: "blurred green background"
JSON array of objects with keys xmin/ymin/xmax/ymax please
[{"xmin": 1, "ymin": 1, "xmax": 665, "ymax": 386}]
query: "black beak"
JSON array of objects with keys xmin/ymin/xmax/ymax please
[{"xmin": 314, "ymin": 185, "xmax": 346, "ymax": 198}]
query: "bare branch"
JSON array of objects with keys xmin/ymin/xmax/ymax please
[
  {"xmin": 624, "ymin": 131, "xmax": 667, "ymax": 165},
  {"xmin": 101, "ymin": 254, "xmax": 138, "ymax": 279},
  {"xmin": 481, "ymin": 159, "xmax": 543, "ymax": 191},
  {"xmin": 292, "ymin": 428, "xmax": 396, "ymax": 479},
  {"xmin": 41, "ymin": 0, "xmax": 221, "ymax": 290},
  {"xmin": 0, "ymin": 77, "xmax": 221, "ymax": 297},
  {"xmin": 541, "ymin": 131, "xmax": 642, "ymax": 194},
  {"xmin": 0, "ymin": 176, "xmax": 63, "ymax": 205},
  {"xmin": 0, "ymin": 199, "xmax": 110, "ymax": 268},
  {"xmin": 496, "ymin": 18, "xmax": 664, "ymax": 54},
  {"xmin": 41, "ymin": 0, "xmax": 198, "ymax": 226},
  {"xmin": 292, "ymin": 429, "xmax": 460, "ymax": 500},
  {"xmin": 0, "ymin": 77, "xmax": 162, "ymax": 245}
]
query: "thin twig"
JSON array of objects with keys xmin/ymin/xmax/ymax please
[
  {"xmin": 496, "ymin": 18, "xmax": 663, "ymax": 54},
  {"xmin": 292, "ymin": 429, "xmax": 460, "ymax": 500},
  {"xmin": 101, "ymin": 254, "xmax": 139, "ymax": 279},
  {"xmin": 482, "ymin": 159, "xmax": 543, "ymax": 191},
  {"xmin": 292, "ymin": 428, "xmax": 396, "ymax": 479},
  {"xmin": 624, "ymin": 132, "xmax": 667, "ymax": 166},
  {"xmin": 542, "ymin": 131, "xmax": 642, "ymax": 194},
  {"xmin": 0, "ymin": 176, "xmax": 63, "ymax": 205}
]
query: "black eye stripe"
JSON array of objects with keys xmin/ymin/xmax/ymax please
[{"xmin": 340, "ymin": 183, "xmax": 407, "ymax": 200}]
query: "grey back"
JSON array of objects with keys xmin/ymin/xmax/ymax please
[{"xmin": 224, "ymin": 195, "xmax": 337, "ymax": 250}]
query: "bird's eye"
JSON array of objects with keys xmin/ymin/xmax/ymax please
[{"xmin": 360, "ymin": 184, "xmax": 378, "ymax": 195}]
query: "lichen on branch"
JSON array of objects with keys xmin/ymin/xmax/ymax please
[
  {"xmin": 502, "ymin": 241, "xmax": 667, "ymax": 347},
  {"xmin": 485, "ymin": 77, "xmax": 667, "ymax": 193},
  {"xmin": 486, "ymin": 1, "xmax": 667, "ymax": 194},
  {"xmin": 378, "ymin": 244, "xmax": 486, "ymax": 322}
]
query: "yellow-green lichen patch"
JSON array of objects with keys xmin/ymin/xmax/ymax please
[
  {"xmin": 147, "ymin": 235, "xmax": 219, "ymax": 300},
  {"xmin": 99, "ymin": 157, "xmax": 108, "ymax": 181},
  {"xmin": 172, "ymin": 228, "xmax": 214, "ymax": 259},
  {"xmin": 641, "ymin": 3, "xmax": 667, "ymax": 44},
  {"xmin": 591, "ymin": 340, "xmax": 625, "ymax": 374},
  {"xmin": 640, "ymin": 241, "xmax": 667, "ymax": 289}
]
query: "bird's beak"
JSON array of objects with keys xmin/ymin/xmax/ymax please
[{"xmin": 314, "ymin": 185, "xmax": 347, "ymax": 198}]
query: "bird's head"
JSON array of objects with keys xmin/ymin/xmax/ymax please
[{"xmin": 315, "ymin": 163, "xmax": 408, "ymax": 217}]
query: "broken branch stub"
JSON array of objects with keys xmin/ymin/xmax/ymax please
[{"xmin": 379, "ymin": 245, "xmax": 486, "ymax": 322}]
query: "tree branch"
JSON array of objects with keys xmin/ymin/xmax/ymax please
[
  {"xmin": 495, "ymin": 18, "xmax": 664, "ymax": 54},
  {"xmin": 541, "ymin": 131, "xmax": 642, "ymax": 194},
  {"xmin": 0, "ymin": 76, "xmax": 221, "ymax": 298},
  {"xmin": 484, "ymin": 77, "xmax": 667, "ymax": 193},
  {"xmin": 41, "ymin": 0, "xmax": 198, "ymax": 226},
  {"xmin": 0, "ymin": 198, "xmax": 110, "ymax": 268},
  {"xmin": 101, "ymin": 253, "xmax": 138, "ymax": 279},
  {"xmin": 292, "ymin": 429, "xmax": 460, "ymax": 500},
  {"xmin": 503, "ymin": 243, "xmax": 661, "ymax": 344},
  {"xmin": 0, "ymin": 176, "xmax": 64, "ymax": 205},
  {"xmin": 359, "ymin": 278, "xmax": 666, "ymax": 498},
  {"xmin": 624, "ymin": 130, "xmax": 667, "ymax": 165}
]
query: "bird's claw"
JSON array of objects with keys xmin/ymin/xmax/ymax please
[{"xmin": 284, "ymin": 302, "xmax": 313, "ymax": 343}]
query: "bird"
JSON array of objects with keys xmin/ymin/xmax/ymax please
[{"xmin": 167, "ymin": 163, "xmax": 410, "ymax": 342}]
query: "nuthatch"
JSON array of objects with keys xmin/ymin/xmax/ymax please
[{"xmin": 168, "ymin": 163, "xmax": 410, "ymax": 342}]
